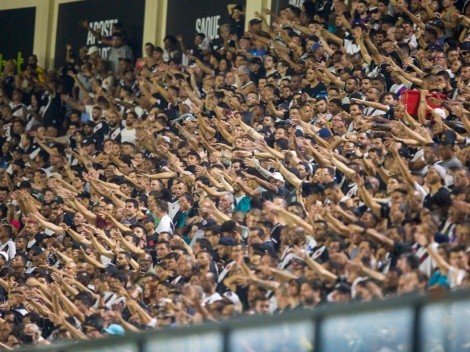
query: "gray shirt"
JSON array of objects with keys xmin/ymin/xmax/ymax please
[{"xmin": 107, "ymin": 45, "xmax": 134, "ymax": 72}]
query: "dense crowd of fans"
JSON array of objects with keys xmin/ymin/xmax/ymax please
[{"xmin": 0, "ymin": 0, "xmax": 469, "ymax": 349}]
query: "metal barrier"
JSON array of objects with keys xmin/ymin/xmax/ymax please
[{"xmin": 23, "ymin": 289, "xmax": 470, "ymax": 352}]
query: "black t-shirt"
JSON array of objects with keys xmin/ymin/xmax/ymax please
[
  {"xmin": 389, "ymin": 241, "xmax": 412, "ymax": 269},
  {"xmin": 43, "ymin": 94, "xmax": 65, "ymax": 130},
  {"xmin": 302, "ymin": 81, "xmax": 328, "ymax": 99},
  {"xmin": 423, "ymin": 187, "xmax": 452, "ymax": 211},
  {"xmin": 270, "ymin": 223, "xmax": 284, "ymax": 253}
]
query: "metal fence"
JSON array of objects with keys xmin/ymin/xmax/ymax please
[{"xmin": 24, "ymin": 289, "xmax": 470, "ymax": 352}]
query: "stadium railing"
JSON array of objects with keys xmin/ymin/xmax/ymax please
[{"xmin": 25, "ymin": 288, "xmax": 470, "ymax": 352}]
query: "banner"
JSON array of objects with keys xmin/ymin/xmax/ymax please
[
  {"xmin": 55, "ymin": 0, "xmax": 145, "ymax": 67},
  {"xmin": 166, "ymin": 0, "xmax": 246, "ymax": 43},
  {"xmin": 0, "ymin": 7, "xmax": 35, "ymax": 71}
]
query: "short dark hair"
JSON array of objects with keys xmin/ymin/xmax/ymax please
[
  {"xmin": 155, "ymin": 198, "xmax": 169, "ymax": 213},
  {"xmin": 74, "ymin": 291, "xmax": 94, "ymax": 307},
  {"xmin": 125, "ymin": 198, "xmax": 139, "ymax": 209}
]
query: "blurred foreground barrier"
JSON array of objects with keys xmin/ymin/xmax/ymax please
[{"xmin": 24, "ymin": 289, "xmax": 470, "ymax": 352}]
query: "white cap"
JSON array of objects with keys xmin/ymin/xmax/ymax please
[
  {"xmin": 161, "ymin": 136, "xmax": 172, "ymax": 144},
  {"xmin": 429, "ymin": 164, "xmax": 447, "ymax": 181},
  {"xmin": 0, "ymin": 251, "xmax": 9, "ymax": 261},
  {"xmin": 271, "ymin": 172, "xmax": 284, "ymax": 182},
  {"xmin": 87, "ymin": 46, "xmax": 99, "ymax": 55},
  {"xmin": 433, "ymin": 108, "xmax": 447, "ymax": 120}
]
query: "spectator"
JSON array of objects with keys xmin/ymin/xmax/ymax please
[{"xmin": 0, "ymin": 1, "xmax": 469, "ymax": 350}]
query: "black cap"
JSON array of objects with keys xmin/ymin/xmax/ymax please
[
  {"xmin": 426, "ymin": 43, "xmax": 443, "ymax": 52},
  {"xmin": 197, "ymin": 218, "xmax": 216, "ymax": 230},
  {"xmin": 334, "ymin": 282, "xmax": 351, "ymax": 294},
  {"xmin": 82, "ymin": 138, "xmax": 96, "ymax": 146},
  {"xmin": 428, "ymin": 19, "xmax": 445, "ymax": 30},
  {"xmin": 29, "ymin": 246, "xmax": 44, "ymax": 256},
  {"xmin": 83, "ymin": 120, "xmax": 96, "ymax": 127},
  {"xmin": 34, "ymin": 232, "xmax": 48, "ymax": 245},
  {"xmin": 249, "ymin": 18, "xmax": 262, "ymax": 25},
  {"xmin": 119, "ymin": 57, "xmax": 132, "ymax": 64},
  {"xmin": 250, "ymin": 57, "xmax": 262, "ymax": 65},
  {"xmin": 218, "ymin": 237, "xmax": 237, "ymax": 246},
  {"xmin": 251, "ymin": 243, "xmax": 276, "ymax": 256},
  {"xmin": 460, "ymin": 41, "xmax": 470, "ymax": 52},
  {"xmin": 439, "ymin": 130, "xmax": 456, "ymax": 146}
]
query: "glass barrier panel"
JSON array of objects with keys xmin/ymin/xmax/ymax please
[
  {"xmin": 228, "ymin": 319, "xmax": 314, "ymax": 352},
  {"xmin": 145, "ymin": 331, "xmax": 223, "ymax": 352},
  {"xmin": 321, "ymin": 307, "xmax": 413, "ymax": 352},
  {"xmin": 421, "ymin": 298, "xmax": 470, "ymax": 352},
  {"xmin": 68, "ymin": 342, "xmax": 138, "ymax": 352}
]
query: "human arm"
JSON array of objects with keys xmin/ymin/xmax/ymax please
[
  {"xmin": 293, "ymin": 247, "xmax": 338, "ymax": 283},
  {"xmin": 364, "ymin": 228, "xmax": 394, "ymax": 249}
]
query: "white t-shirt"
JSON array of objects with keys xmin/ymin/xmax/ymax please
[
  {"xmin": 120, "ymin": 128, "xmax": 136, "ymax": 144},
  {"xmin": 155, "ymin": 214, "xmax": 174, "ymax": 235}
]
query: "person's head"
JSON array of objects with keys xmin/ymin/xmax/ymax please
[
  {"xmin": 111, "ymin": 33, "xmax": 124, "ymax": 48},
  {"xmin": 204, "ymin": 225, "xmax": 221, "ymax": 247},
  {"xmin": 22, "ymin": 323, "xmax": 42, "ymax": 345},
  {"xmin": 154, "ymin": 198, "xmax": 169, "ymax": 217},
  {"xmin": 453, "ymin": 167, "xmax": 469, "ymax": 188},
  {"xmin": 253, "ymin": 295, "xmax": 271, "ymax": 314},
  {"xmin": 300, "ymin": 279, "xmax": 323, "ymax": 306},
  {"xmin": 172, "ymin": 179, "xmax": 188, "ymax": 198},
  {"xmin": 449, "ymin": 246, "xmax": 467, "ymax": 269},
  {"xmin": 218, "ymin": 193, "xmax": 234, "ymax": 212},
  {"xmin": 125, "ymin": 198, "xmax": 139, "ymax": 218},
  {"xmin": 345, "ymin": 77, "xmax": 360, "ymax": 94},
  {"xmin": 84, "ymin": 314, "xmax": 105, "ymax": 338},
  {"xmin": 156, "ymin": 240, "xmax": 171, "ymax": 259},
  {"xmin": 397, "ymin": 253, "xmax": 420, "ymax": 274},
  {"xmin": 381, "ymin": 92, "xmax": 398, "ymax": 106},
  {"xmin": 73, "ymin": 291, "xmax": 94, "ymax": 313},
  {"xmin": 397, "ymin": 271, "xmax": 420, "ymax": 295},
  {"xmin": 425, "ymin": 165, "xmax": 446, "ymax": 187},
  {"xmin": 116, "ymin": 251, "xmax": 131, "ymax": 269}
]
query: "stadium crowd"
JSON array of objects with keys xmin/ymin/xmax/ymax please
[{"xmin": 0, "ymin": 0, "xmax": 469, "ymax": 350}]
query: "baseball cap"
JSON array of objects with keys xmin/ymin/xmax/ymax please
[
  {"xmin": 438, "ymin": 130, "xmax": 456, "ymax": 146},
  {"xmin": 427, "ymin": 164, "xmax": 447, "ymax": 181},
  {"xmin": 249, "ymin": 18, "xmax": 262, "ymax": 25},
  {"xmin": 160, "ymin": 136, "xmax": 172, "ymax": 144},
  {"xmin": 223, "ymin": 291, "xmax": 241, "ymax": 306},
  {"xmin": 197, "ymin": 218, "xmax": 217, "ymax": 230},
  {"xmin": 334, "ymin": 282, "xmax": 351, "ymax": 294},
  {"xmin": 82, "ymin": 138, "xmax": 96, "ymax": 146},
  {"xmin": 34, "ymin": 232, "xmax": 48, "ymax": 245},
  {"xmin": 87, "ymin": 46, "xmax": 99, "ymax": 56},
  {"xmin": 426, "ymin": 43, "xmax": 443, "ymax": 52},
  {"xmin": 218, "ymin": 237, "xmax": 237, "ymax": 246},
  {"xmin": 428, "ymin": 19, "xmax": 445, "ymax": 30},
  {"xmin": 103, "ymin": 324, "xmax": 125, "ymax": 336},
  {"xmin": 318, "ymin": 128, "xmax": 332, "ymax": 138},
  {"xmin": 0, "ymin": 251, "xmax": 9, "ymax": 261},
  {"xmin": 83, "ymin": 120, "xmax": 96, "ymax": 127},
  {"xmin": 29, "ymin": 246, "xmax": 44, "ymax": 256},
  {"xmin": 270, "ymin": 172, "xmax": 284, "ymax": 182},
  {"xmin": 311, "ymin": 43, "xmax": 322, "ymax": 52},
  {"xmin": 459, "ymin": 41, "xmax": 470, "ymax": 52},
  {"xmin": 250, "ymin": 57, "xmax": 262, "ymax": 65}
]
